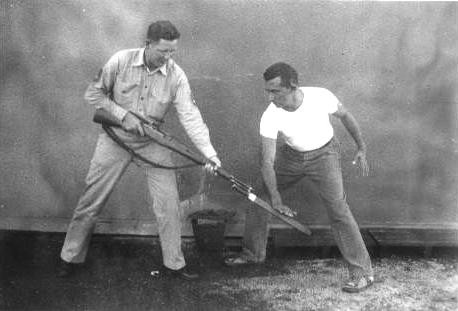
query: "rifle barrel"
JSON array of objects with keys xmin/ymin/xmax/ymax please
[{"xmin": 94, "ymin": 109, "xmax": 311, "ymax": 235}]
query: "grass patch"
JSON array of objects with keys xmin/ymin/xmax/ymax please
[{"xmin": 206, "ymin": 257, "xmax": 458, "ymax": 311}]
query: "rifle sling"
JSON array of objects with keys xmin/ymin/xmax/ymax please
[
  {"xmin": 101, "ymin": 123, "xmax": 312, "ymax": 235},
  {"xmin": 102, "ymin": 124, "xmax": 199, "ymax": 170}
]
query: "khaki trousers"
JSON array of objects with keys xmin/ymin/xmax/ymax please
[{"xmin": 61, "ymin": 132, "xmax": 185, "ymax": 270}]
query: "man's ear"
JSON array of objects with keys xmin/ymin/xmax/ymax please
[
  {"xmin": 289, "ymin": 80, "xmax": 298, "ymax": 90},
  {"xmin": 145, "ymin": 39, "xmax": 157, "ymax": 47}
]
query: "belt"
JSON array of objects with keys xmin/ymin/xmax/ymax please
[{"xmin": 282, "ymin": 138, "xmax": 335, "ymax": 160}]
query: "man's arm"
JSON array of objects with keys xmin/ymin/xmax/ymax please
[
  {"xmin": 174, "ymin": 73, "xmax": 220, "ymax": 166},
  {"xmin": 261, "ymin": 136, "xmax": 296, "ymax": 217},
  {"xmin": 84, "ymin": 53, "xmax": 128, "ymax": 123},
  {"xmin": 84, "ymin": 53, "xmax": 144, "ymax": 135},
  {"xmin": 332, "ymin": 102, "xmax": 369, "ymax": 175}
]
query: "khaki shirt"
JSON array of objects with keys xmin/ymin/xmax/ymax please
[{"xmin": 84, "ymin": 48, "xmax": 217, "ymax": 158}]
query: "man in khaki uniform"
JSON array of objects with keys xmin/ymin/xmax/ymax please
[{"xmin": 58, "ymin": 21, "xmax": 221, "ymax": 280}]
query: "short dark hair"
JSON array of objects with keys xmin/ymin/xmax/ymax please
[
  {"xmin": 146, "ymin": 20, "xmax": 180, "ymax": 42},
  {"xmin": 263, "ymin": 62, "xmax": 298, "ymax": 89}
]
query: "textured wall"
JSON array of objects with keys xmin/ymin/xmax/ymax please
[{"xmin": 0, "ymin": 0, "xmax": 457, "ymax": 233}]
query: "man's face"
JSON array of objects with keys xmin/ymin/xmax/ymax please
[
  {"xmin": 264, "ymin": 77, "xmax": 296, "ymax": 111},
  {"xmin": 145, "ymin": 39, "xmax": 178, "ymax": 68}
]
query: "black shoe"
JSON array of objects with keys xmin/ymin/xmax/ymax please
[
  {"xmin": 56, "ymin": 260, "xmax": 78, "ymax": 278},
  {"xmin": 163, "ymin": 266, "xmax": 199, "ymax": 280}
]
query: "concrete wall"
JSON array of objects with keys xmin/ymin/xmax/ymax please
[{"xmin": 1, "ymin": 0, "xmax": 457, "ymax": 234}]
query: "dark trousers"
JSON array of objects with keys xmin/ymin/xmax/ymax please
[{"xmin": 243, "ymin": 138, "xmax": 373, "ymax": 278}]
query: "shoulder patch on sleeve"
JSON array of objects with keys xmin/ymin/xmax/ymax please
[{"xmin": 93, "ymin": 68, "xmax": 103, "ymax": 82}]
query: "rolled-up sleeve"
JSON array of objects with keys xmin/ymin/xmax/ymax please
[
  {"xmin": 84, "ymin": 52, "xmax": 128, "ymax": 122},
  {"xmin": 174, "ymin": 73, "xmax": 217, "ymax": 159}
]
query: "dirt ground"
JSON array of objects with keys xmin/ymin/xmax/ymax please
[{"xmin": 1, "ymin": 231, "xmax": 457, "ymax": 311}]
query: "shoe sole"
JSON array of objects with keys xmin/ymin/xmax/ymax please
[{"xmin": 342, "ymin": 282, "xmax": 373, "ymax": 293}]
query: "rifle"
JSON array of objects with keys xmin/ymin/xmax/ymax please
[{"xmin": 93, "ymin": 109, "xmax": 311, "ymax": 235}]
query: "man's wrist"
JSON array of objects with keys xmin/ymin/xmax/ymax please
[
  {"xmin": 201, "ymin": 146, "xmax": 218, "ymax": 160},
  {"xmin": 113, "ymin": 105, "xmax": 128, "ymax": 123},
  {"xmin": 271, "ymin": 193, "xmax": 282, "ymax": 205},
  {"xmin": 357, "ymin": 141, "xmax": 366, "ymax": 152}
]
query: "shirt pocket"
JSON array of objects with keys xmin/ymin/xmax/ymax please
[
  {"xmin": 113, "ymin": 79, "xmax": 140, "ymax": 107},
  {"xmin": 150, "ymin": 89, "xmax": 173, "ymax": 114}
]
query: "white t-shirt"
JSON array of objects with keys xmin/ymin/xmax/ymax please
[{"xmin": 260, "ymin": 87, "xmax": 339, "ymax": 151}]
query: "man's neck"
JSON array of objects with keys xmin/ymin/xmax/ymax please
[
  {"xmin": 290, "ymin": 88, "xmax": 304, "ymax": 111},
  {"xmin": 143, "ymin": 50, "xmax": 159, "ymax": 72}
]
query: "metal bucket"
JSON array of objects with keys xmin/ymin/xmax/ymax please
[{"xmin": 189, "ymin": 209, "xmax": 235, "ymax": 252}]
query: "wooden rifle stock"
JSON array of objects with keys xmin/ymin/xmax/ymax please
[{"xmin": 93, "ymin": 109, "xmax": 123, "ymax": 127}]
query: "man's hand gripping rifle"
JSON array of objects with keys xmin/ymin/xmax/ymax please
[{"xmin": 93, "ymin": 109, "xmax": 311, "ymax": 235}]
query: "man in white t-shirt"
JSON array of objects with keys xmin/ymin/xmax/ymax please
[{"xmin": 225, "ymin": 62, "xmax": 374, "ymax": 293}]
